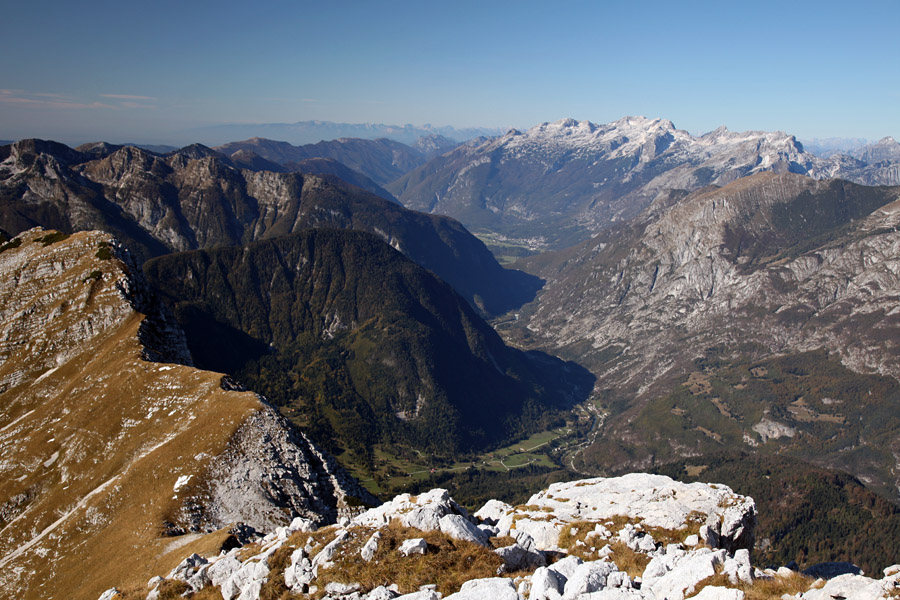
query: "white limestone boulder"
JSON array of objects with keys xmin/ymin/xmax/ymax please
[
  {"xmin": 562, "ymin": 560, "xmax": 621, "ymax": 599},
  {"xmin": 578, "ymin": 590, "xmax": 646, "ymax": 599},
  {"xmin": 443, "ymin": 577, "xmax": 520, "ymax": 600},
  {"xmin": 530, "ymin": 566, "xmax": 566, "ymax": 600},
  {"xmin": 495, "ymin": 541, "xmax": 546, "ymax": 572},
  {"xmin": 393, "ymin": 591, "xmax": 441, "ymax": 600},
  {"xmin": 221, "ymin": 559, "xmax": 269, "ymax": 600},
  {"xmin": 642, "ymin": 547, "xmax": 727, "ymax": 600},
  {"xmin": 284, "ymin": 547, "xmax": 313, "ymax": 589},
  {"xmin": 798, "ymin": 572, "xmax": 897, "ymax": 599},
  {"xmin": 498, "ymin": 474, "xmax": 756, "ymax": 553},
  {"xmin": 365, "ymin": 586, "xmax": 400, "ymax": 600},
  {"xmin": 354, "ymin": 489, "xmax": 467, "ymax": 532},
  {"xmin": 439, "ymin": 514, "xmax": 489, "ymax": 546},
  {"xmin": 722, "ymin": 549, "xmax": 753, "ymax": 585},
  {"xmin": 475, "ymin": 499, "xmax": 514, "ymax": 525},
  {"xmin": 691, "ymin": 587, "xmax": 745, "ymax": 600},
  {"xmin": 399, "ymin": 538, "xmax": 428, "ymax": 556},
  {"xmin": 209, "ymin": 551, "xmax": 243, "ymax": 588},
  {"xmin": 361, "ymin": 531, "xmax": 382, "ymax": 561}
]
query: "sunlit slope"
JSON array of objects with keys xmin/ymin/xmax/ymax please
[{"xmin": 0, "ymin": 229, "xmax": 368, "ymax": 600}]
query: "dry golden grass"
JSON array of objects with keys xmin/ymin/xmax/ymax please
[
  {"xmin": 257, "ymin": 543, "xmax": 305, "ymax": 600},
  {"xmin": 319, "ymin": 521, "xmax": 503, "ymax": 596},
  {"xmin": 108, "ymin": 586, "xmax": 145, "ymax": 600},
  {"xmin": 557, "ymin": 520, "xmax": 601, "ymax": 558},
  {"xmin": 642, "ymin": 510, "xmax": 706, "ymax": 546},
  {"xmin": 109, "ymin": 581, "xmax": 236, "ymax": 600},
  {"xmin": 489, "ymin": 535, "xmax": 517, "ymax": 549},
  {"xmin": 556, "ymin": 520, "xmax": 649, "ymax": 576},
  {"xmin": 557, "ymin": 512, "xmax": 703, "ymax": 555},
  {"xmin": 686, "ymin": 570, "xmax": 814, "ymax": 600},
  {"xmin": 607, "ymin": 542, "xmax": 652, "ymax": 578},
  {"xmin": 0, "ymin": 230, "xmax": 266, "ymax": 600}
]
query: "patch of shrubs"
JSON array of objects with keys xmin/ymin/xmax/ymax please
[
  {"xmin": 36, "ymin": 231, "xmax": 70, "ymax": 246},
  {"xmin": 0, "ymin": 237, "xmax": 22, "ymax": 254}
]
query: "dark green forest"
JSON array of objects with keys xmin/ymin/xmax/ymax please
[
  {"xmin": 652, "ymin": 452, "xmax": 900, "ymax": 575},
  {"xmin": 144, "ymin": 228, "xmax": 593, "ymax": 471}
]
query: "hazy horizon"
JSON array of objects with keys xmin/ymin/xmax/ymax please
[{"xmin": 2, "ymin": 0, "xmax": 898, "ymax": 145}]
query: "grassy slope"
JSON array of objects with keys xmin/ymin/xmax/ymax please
[{"xmin": 0, "ymin": 230, "xmax": 264, "ymax": 600}]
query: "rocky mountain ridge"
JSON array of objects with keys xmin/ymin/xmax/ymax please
[
  {"xmin": 95, "ymin": 473, "xmax": 900, "ymax": 600},
  {"xmin": 0, "ymin": 228, "xmax": 375, "ymax": 600},
  {"xmin": 0, "ymin": 138, "xmax": 539, "ymax": 317},
  {"xmin": 214, "ymin": 137, "xmax": 428, "ymax": 186},
  {"xmin": 388, "ymin": 117, "xmax": 900, "ymax": 248},
  {"xmin": 849, "ymin": 136, "xmax": 900, "ymax": 164}
]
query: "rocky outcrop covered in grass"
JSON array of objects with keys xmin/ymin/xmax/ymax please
[{"xmin": 96, "ymin": 474, "xmax": 900, "ymax": 600}]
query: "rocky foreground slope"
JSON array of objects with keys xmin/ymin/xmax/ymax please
[
  {"xmin": 0, "ymin": 229, "xmax": 374, "ymax": 600},
  {"xmin": 97, "ymin": 474, "xmax": 900, "ymax": 600}
]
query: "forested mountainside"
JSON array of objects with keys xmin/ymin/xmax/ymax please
[
  {"xmin": 389, "ymin": 117, "xmax": 900, "ymax": 249},
  {"xmin": 504, "ymin": 172, "xmax": 900, "ymax": 496},
  {"xmin": 143, "ymin": 228, "xmax": 594, "ymax": 469},
  {"xmin": 652, "ymin": 452, "xmax": 900, "ymax": 576},
  {"xmin": 0, "ymin": 229, "xmax": 374, "ymax": 600},
  {"xmin": 0, "ymin": 138, "xmax": 539, "ymax": 316}
]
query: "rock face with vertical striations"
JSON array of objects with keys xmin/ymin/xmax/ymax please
[
  {"xmin": 0, "ymin": 228, "xmax": 375, "ymax": 600},
  {"xmin": 508, "ymin": 172, "xmax": 900, "ymax": 493}
]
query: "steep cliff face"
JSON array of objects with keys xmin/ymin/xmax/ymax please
[
  {"xmin": 0, "ymin": 139, "xmax": 539, "ymax": 317},
  {"xmin": 520, "ymin": 173, "xmax": 900, "ymax": 384},
  {"xmin": 510, "ymin": 173, "xmax": 900, "ymax": 491},
  {"xmin": 0, "ymin": 229, "xmax": 374, "ymax": 600}
]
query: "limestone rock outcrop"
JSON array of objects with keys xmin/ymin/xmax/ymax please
[{"xmin": 496, "ymin": 474, "xmax": 756, "ymax": 554}]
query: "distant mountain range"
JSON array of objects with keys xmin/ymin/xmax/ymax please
[
  {"xmin": 187, "ymin": 119, "xmax": 504, "ymax": 146},
  {"xmin": 800, "ymin": 137, "xmax": 872, "ymax": 157},
  {"xmin": 389, "ymin": 118, "xmax": 900, "ymax": 249},
  {"xmin": 215, "ymin": 136, "xmax": 430, "ymax": 186}
]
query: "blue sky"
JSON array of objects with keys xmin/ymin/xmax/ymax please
[{"xmin": 1, "ymin": 0, "xmax": 898, "ymax": 145}]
